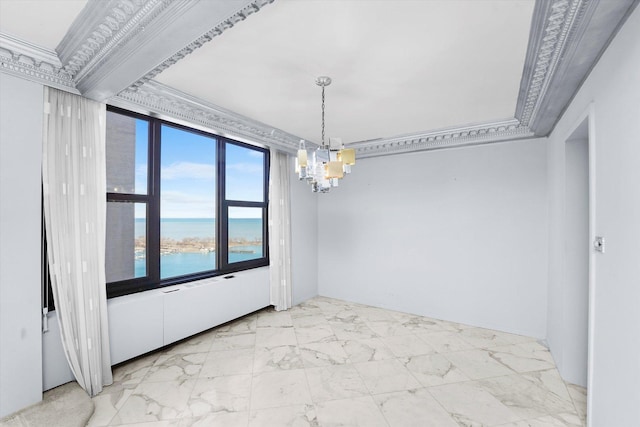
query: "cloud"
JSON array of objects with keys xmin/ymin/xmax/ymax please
[
  {"xmin": 161, "ymin": 191, "xmax": 214, "ymax": 205},
  {"xmin": 162, "ymin": 162, "xmax": 215, "ymax": 180},
  {"xmin": 226, "ymin": 162, "xmax": 263, "ymax": 174},
  {"xmin": 161, "ymin": 191, "xmax": 215, "ymax": 218},
  {"xmin": 247, "ymin": 150, "xmax": 264, "ymax": 159}
]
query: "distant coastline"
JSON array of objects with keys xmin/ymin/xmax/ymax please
[{"xmin": 134, "ymin": 217, "xmax": 263, "ymax": 256}]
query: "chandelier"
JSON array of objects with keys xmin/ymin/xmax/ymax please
[{"xmin": 295, "ymin": 76, "xmax": 355, "ymax": 193}]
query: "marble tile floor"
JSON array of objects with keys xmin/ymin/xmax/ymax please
[{"xmin": 86, "ymin": 296, "xmax": 587, "ymax": 427}]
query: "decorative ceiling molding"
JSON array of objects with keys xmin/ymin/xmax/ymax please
[
  {"xmin": 54, "ymin": 0, "xmax": 273, "ymax": 100},
  {"xmin": 516, "ymin": 0, "xmax": 575, "ymax": 128},
  {"xmin": 515, "ymin": 0, "xmax": 638, "ymax": 136},
  {"xmin": 57, "ymin": 0, "xmax": 164, "ymax": 83},
  {"xmin": 111, "ymin": 78, "xmax": 536, "ymax": 157},
  {"xmin": 0, "ymin": 33, "xmax": 78, "ymax": 93},
  {"xmin": 111, "ymin": 80, "xmax": 303, "ymax": 154},
  {"xmin": 349, "ymin": 120, "xmax": 535, "ymax": 158},
  {"xmin": 127, "ymin": 0, "xmax": 275, "ymax": 91},
  {"xmin": 1, "ymin": 0, "xmax": 637, "ymax": 157}
]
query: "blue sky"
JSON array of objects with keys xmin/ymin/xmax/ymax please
[{"xmin": 134, "ymin": 121, "xmax": 265, "ymax": 219}]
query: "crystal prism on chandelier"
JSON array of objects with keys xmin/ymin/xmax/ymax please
[{"xmin": 295, "ymin": 76, "xmax": 356, "ymax": 193}]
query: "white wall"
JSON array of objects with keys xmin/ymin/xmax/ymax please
[
  {"xmin": 561, "ymin": 135, "xmax": 589, "ymax": 387},
  {"xmin": 290, "ymin": 161, "xmax": 319, "ymax": 305},
  {"xmin": 0, "ymin": 74, "xmax": 44, "ymax": 418},
  {"xmin": 318, "ymin": 139, "xmax": 549, "ymax": 338},
  {"xmin": 547, "ymin": 6, "xmax": 640, "ymax": 425}
]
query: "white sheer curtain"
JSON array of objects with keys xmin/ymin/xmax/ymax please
[
  {"xmin": 268, "ymin": 150, "xmax": 293, "ymax": 311},
  {"xmin": 42, "ymin": 87, "xmax": 112, "ymax": 396}
]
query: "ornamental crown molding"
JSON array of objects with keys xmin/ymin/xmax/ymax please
[
  {"xmin": 0, "ymin": 33, "xmax": 78, "ymax": 93},
  {"xmin": 111, "ymin": 80, "xmax": 536, "ymax": 157},
  {"xmin": 1, "ymin": 0, "xmax": 636, "ymax": 157},
  {"xmin": 111, "ymin": 80, "xmax": 303, "ymax": 153},
  {"xmin": 350, "ymin": 120, "xmax": 535, "ymax": 159},
  {"xmin": 516, "ymin": 0, "xmax": 577, "ymax": 128},
  {"xmin": 56, "ymin": 0, "xmax": 164, "ymax": 84},
  {"xmin": 516, "ymin": 0, "xmax": 638, "ymax": 136},
  {"xmin": 127, "ymin": 0, "xmax": 275, "ymax": 92},
  {"xmin": 54, "ymin": 0, "xmax": 274, "ymax": 100}
]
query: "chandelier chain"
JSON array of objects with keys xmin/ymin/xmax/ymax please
[{"xmin": 321, "ymin": 85, "xmax": 326, "ymax": 148}]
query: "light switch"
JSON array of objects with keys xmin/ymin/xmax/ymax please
[{"xmin": 594, "ymin": 236, "xmax": 605, "ymax": 253}]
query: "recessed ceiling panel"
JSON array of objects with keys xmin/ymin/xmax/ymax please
[
  {"xmin": 155, "ymin": 0, "xmax": 534, "ymax": 144},
  {"xmin": 0, "ymin": 0, "xmax": 87, "ymax": 50}
]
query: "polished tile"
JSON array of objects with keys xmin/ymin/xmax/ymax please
[
  {"xmin": 144, "ymin": 353, "xmax": 206, "ymax": 383},
  {"xmin": 488, "ymin": 342, "xmax": 555, "ymax": 373},
  {"xmin": 215, "ymin": 315, "xmax": 257, "ymax": 335},
  {"xmin": 291, "ymin": 314, "xmax": 329, "ymax": 328},
  {"xmin": 325, "ymin": 309, "xmax": 362, "ymax": 325},
  {"xmin": 428, "ymin": 381, "xmax": 521, "ymax": 426},
  {"xmin": 458, "ymin": 327, "xmax": 514, "ymax": 348},
  {"xmin": 365, "ymin": 319, "xmax": 413, "ymax": 337},
  {"xmin": 354, "ymin": 359, "xmax": 421, "ymax": 394},
  {"xmin": 381, "ymin": 334, "xmax": 436, "ymax": 357},
  {"xmin": 338, "ymin": 338, "xmax": 395, "ymax": 363},
  {"xmin": 250, "ymin": 369, "xmax": 312, "ymax": 410},
  {"xmin": 248, "ymin": 404, "xmax": 317, "ymax": 427},
  {"xmin": 414, "ymin": 330, "xmax": 474, "ymax": 353},
  {"xmin": 315, "ymin": 396, "xmax": 388, "ymax": 427},
  {"xmin": 83, "ymin": 297, "xmax": 586, "ymax": 427},
  {"xmin": 256, "ymin": 309, "xmax": 293, "ymax": 328},
  {"xmin": 352, "ymin": 306, "xmax": 394, "ymax": 322},
  {"xmin": 390, "ymin": 312, "xmax": 459, "ymax": 332},
  {"xmin": 87, "ymin": 393, "xmax": 119, "ymax": 426},
  {"xmin": 443, "ymin": 348, "xmax": 515, "ymax": 379},
  {"xmin": 401, "ymin": 353, "xmax": 470, "ymax": 387},
  {"xmin": 199, "ymin": 348, "xmax": 254, "ymax": 378},
  {"xmin": 209, "ymin": 331, "xmax": 255, "ymax": 352},
  {"xmin": 299, "ymin": 341, "xmax": 349, "ymax": 368},
  {"xmin": 111, "ymin": 352, "xmax": 160, "ymax": 385},
  {"xmin": 181, "ymin": 374, "xmax": 251, "ymax": 417},
  {"xmin": 180, "ymin": 411, "xmax": 249, "ymax": 427},
  {"xmin": 306, "ymin": 364, "xmax": 369, "ymax": 402},
  {"xmin": 255, "ymin": 326, "xmax": 297, "ymax": 347},
  {"xmin": 329, "ymin": 322, "xmax": 377, "ymax": 341},
  {"xmin": 374, "ymin": 388, "xmax": 459, "ymax": 427},
  {"xmin": 110, "ymin": 379, "xmax": 195, "ymax": 425},
  {"xmin": 567, "ymin": 383, "xmax": 587, "ymax": 424},
  {"xmin": 294, "ymin": 323, "xmax": 337, "ymax": 344},
  {"xmin": 253, "ymin": 344, "xmax": 304, "ymax": 372},
  {"xmin": 479, "ymin": 371, "xmax": 575, "ymax": 420},
  {"xmin": 497, "ymin": 412, "xmax": 584, "ymax": 426}
]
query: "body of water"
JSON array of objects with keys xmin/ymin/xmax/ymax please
[
  {"xmin": 135, "ymin": 217, "xmax": 263, "ymax": 241},
  {"xmin": 134, "ymin": 218, "xmax": 264, "ymax": 278}
]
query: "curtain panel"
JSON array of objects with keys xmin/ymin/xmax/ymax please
[
  {"xmin": 268, "ymin": 150, "xmax": 293, "ymax": 311},
  {"xmin": 42, "ymin": 87, "xmax": 112, "ymax": 396}
]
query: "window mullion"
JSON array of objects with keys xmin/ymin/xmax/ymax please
[
  {"xmin": 218, "ymin": 141, "xmax": 227, "ymax": 271},
  {"xmin": 148, "ymin": 119, "xmax": 161, "ymax": 284}
]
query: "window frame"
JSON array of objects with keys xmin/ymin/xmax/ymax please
[{"xmin": 106, "ymin": 106, "xmax": 269, "ymax": 299}]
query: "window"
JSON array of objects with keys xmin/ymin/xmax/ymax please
[{"xmin": 105, "ymin": 107, "xmax": 269, "ymax": 298}]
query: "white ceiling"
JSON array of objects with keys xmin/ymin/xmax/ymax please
[
  {"xmin": 155, "ymin": 0, "xmax": 535, "ymax": 145},
  {"xmin": 0, "ymin": 0, "xmax": 534, "ymax": 147},
  {"xmin": 0, "ymin": 0, "xmax": 633, "ymax": 154},
  {"xmin": 0, "ymin": 0, "xmax": 87, "ymax": 50}
]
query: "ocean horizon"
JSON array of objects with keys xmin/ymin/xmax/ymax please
[
  {"xmin": 135, "ymin": 217, "xmax": 263, "ymax": 241},
  {"xmin": 134, "ymin": 217, "xmax": 264, "ymax": 278}
]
